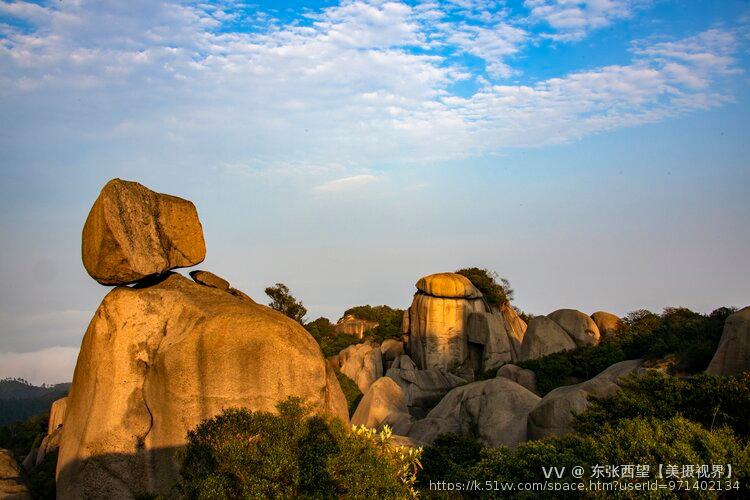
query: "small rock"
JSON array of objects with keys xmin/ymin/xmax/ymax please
[{"xmin": 189, "ymin": 270, "xmax": 230, "ymax": 291}]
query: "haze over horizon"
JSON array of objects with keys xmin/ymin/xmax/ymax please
[{"xmin": 1, "ymin": 0, "xmax": 749, "ymax": 384}]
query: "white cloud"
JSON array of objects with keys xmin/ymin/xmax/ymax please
[
  {"xmin": 525, "ymin": 0, "xmax": 642, "ymax": 41},
  {"xmin": 0, "ymin": 346, "xmax": 79, "ymax": 385},
  {"xmin": 314, "ymin": 174, "xmax": 377, "ymax": 192}
]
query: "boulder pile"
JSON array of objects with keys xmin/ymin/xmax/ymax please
[{"xmin": 58, "ymin": 179, "xmax": 348, "ymax": 498}]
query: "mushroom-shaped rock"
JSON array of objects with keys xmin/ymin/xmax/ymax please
[
  {"xmin": 548, "ymin": 309, "xmax": 600, "ymax": 347},
  {"xmin": 57, "ymin": 273, "xmax": 348, "ymax": 499},
  {"xmin": 416, "ymin": 273, "xmax": 482, "ymax": 299},
  {"xmin": 386, "ymin": 367, "xmax": 467, "ymax": 418},
  {"xmin": 352, "ymin": 377, "xmax": 412, "ymax": 435},
  {"xmin": 0, "ymin": 449, "xmax": 31, "ymax": 499},
  {"xmin": 48, "ymin": 396, "xmax": 67, "ymax": 434},
  {"xmin": 82, "ymin": 179, "xmax": 206, "ymax": 285},
  {"xmin": 338, "ymin": 343, "xmax": 383, "ymax": 393},
  {"xmin": 590, "ymin": 311, "xmax": 622, "ymax": 339},
  {"xmin": 408, "ymin": 378, "xmax": 540, "ymax": 448},
  {"xmin": 189, "ymin": 270, "xmax": 230, "ymax": 291},
  {"xmin": 707, "ymin": 306, "xmax": 750, "ymax": 376},
  {"xmin": 519, "ymin": 316, "xmax": 577, "ymax": 361},
  {"xmin": 527, "ymin": 359, "xmax": 645, "ymax": 439},
  {"xmin": 497, "ymin": 364, "xmax": 537, "ymax": 394}
]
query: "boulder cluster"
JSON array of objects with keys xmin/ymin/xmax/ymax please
[{"xmin": 56, "ymin": 179, "xmax": 348, "ymax": 498}]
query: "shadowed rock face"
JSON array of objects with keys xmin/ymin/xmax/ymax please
[
  {"xmin": 519, "ymin": 316, "xmax": 577, "ymax": 361},
  {"xmin": 57, "ymin": 273, "xmax": 348, "ymax": 499},
  {"xmin": 338, "ymin": 343, "xmax": 383, "ymax": 393},
  {"xmin": 707, "ymin": 306, "xmax": 750, "ymax": 376},
  {"xmin": 82, "ymin": 179, "xmax": 206, "ymax": 285},
  {"xmin": 0, "ymin": 449, "xmax": 31, "ymax": 499}
]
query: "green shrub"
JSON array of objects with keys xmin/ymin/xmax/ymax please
[
  {"xmin": 333, "ymin": 369, "xmax": 363, "ymax": 417},
  {"xmin": 455, "ymin": 268, "xmax": 513, "ymax": 308},
  {"xmin": 178, "ymin": 397, "xmax": 421, "ymax": 499},
  {"xmin": 343, "ymin": 305, "xmax": 405, "ymax": 344},
  {"xmin": 304, "ymin": 317, "xmax": 360, "ymax": 358}
]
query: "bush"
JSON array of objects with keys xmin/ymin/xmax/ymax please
[
  {"xmin": 0, "ymin": 411, "xmax": 48, "ymax": 458},
  {"xmin": 305, "ymin": 317, "xmax": 360, "ymax": 358},
  {"xmin": 455, "ymin": 268, "xmax": 513, "ymax": 308},
  {"xmin": 333, "ymin": 369, "xmax": 363, "ymax": 417},
  {"xmin": 343, "ymin": 305, "xmax": 405, "ymax": 344},
  {"xmin": 178, "ymin": 397, "xmax": 421, "ymax": 499}
]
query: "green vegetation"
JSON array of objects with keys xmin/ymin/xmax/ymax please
[
  {"xmin": 342, "ymin": 305, "xmax": 405, "ymax": 344},
  {"xmin": 264, "ymin": 282, "xmax": 307, "ymax": 323},
  {"xmin": 0, "ymin": 378, "xmax": 69, "ymax": 426},
  {"xmin": 455, "ymin": 268, "xmax": 513, "ymax": 308},
  {"xmin": 0, "ymin": 410, "xmax": 48, "ymax": 458},
  {"xmin": 177, "ymin": 397, "xmax": 421, "ymax": 499},
  {"xmin": 333, "ymin": 369, "xmax": 363, "ymax": 417},
  {"xmin": 517, "ymin": 307, "xmax": 733, "ymax": 395},
  {"xmin": 304, "ymin": 317, "xmax": 361, "ymax": 358}
]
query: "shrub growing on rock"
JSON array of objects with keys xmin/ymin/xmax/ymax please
[
  {"xmin": 178, "ymin": 397, "xmax": 421, "ymax": 499},
  {"xmin": 454, "ymin": 268, "xmax": 513, "ymax": 308}
]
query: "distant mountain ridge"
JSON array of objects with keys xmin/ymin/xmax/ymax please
[{"xmin": 0, "ymin": 378, "xmax": 70, "ymax": 425}]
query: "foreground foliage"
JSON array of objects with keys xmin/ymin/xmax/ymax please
[{"xmin": 178, "ymin": 397, "xmax": 421, "ymax": 499}]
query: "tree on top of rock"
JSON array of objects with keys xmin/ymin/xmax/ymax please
[
  {"xmin": 455, "ymin": 267, "xmax": 514, "ymax": 308},
  {"xmin": 265, "ymin": 283, "xmax": 307, "ymax": 324}
]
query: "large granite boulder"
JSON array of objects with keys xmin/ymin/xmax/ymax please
[
  {"xmin": 386, "ymin": 367, "xmax": 466, "ymax": 418},
  {"xmin": 500, "ymin": 303, "xmax": 526, "ymax": 354},
  {"xmin": 496, "ymin": 364, "xmax": 537, "ymax": 394},
  {"xmin": 591, "ymin": 311, "xmax": 622, "ymax": 339},
  {"xmin": 527, "ymin": 359, "xmax": 645, "ymax": 439},
  {"xmin": 335, "ymin": 315, "xmax": 378, "ymax": 339},
  {"xmin": 57, "ymin": 273, "xmax": 348, "ymax": 499},
  {"xmin": 415, "ymin": 273, "xmax": 482, "ymax": 299},
  {"xmin": 351, "ymin": 377, "xmax": 412, "ymax": 435},
  {"xmin": 466, "ymin": 312, "xmax": 513, "ymax": 370},
  {"xmin": 408, "ymin": 378, "xmax": 540, "ymax": 447},
  {"xmin": 519, "ymin": 316, "xmax": 577, "ymax": 361},
  {"xmin": 0, "ymin": 449, "xmax": 30, "ymax": 500},
  {"xmin": 380, "ymin": 339, "xmax": 404, "ymax": 372},
  {"xmin": 48, "ymin": 396, "xmax": 67, "ymax": 434},
  {"xmin": 82, "ymin": 179, "xmax": 206, "ymax": 285},
  {"xmin": 338, "ymin": 343, "xmax": 383, "ymax": 393},
  {"xmin": 547, "ymin": 309, "xmax": 600, "ymax": 347},
  {"xmin": 707, "ymin": 306, "xmax": 750, "ymax": 376}
]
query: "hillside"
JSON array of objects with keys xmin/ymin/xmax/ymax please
[{"xmin": 0, "ymin": 379, "xmax": 70, "ymax": 425}]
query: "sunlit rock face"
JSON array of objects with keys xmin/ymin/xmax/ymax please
[
  {"xmin": 707, "ymin": 306, "xmax": 750, "ymax": 376},
  {"xmin": 335, "ymin": 314, "xmax": 379, "ymax": 339},
  {"xmin": 57, "ymin": 274, "xmax": 348, "ymax": 499},
  {"xmin": 82, "ymin": 179, "xmax": 206, "ymax": 286}
]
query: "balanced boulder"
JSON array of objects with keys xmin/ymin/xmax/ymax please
[
  {"xmin": 57, "ymin": 273, "xmax": 348, "ymax": 499},
  {"xmin": 82, "ymin": 179, "xmax": 206, "ymax": 285},
  {"xmin": 527, "ymin": 359, "xmax": 645, "ymax": 439},
  {"xmin": 547, "ymin": 309, "xmax": 600, "ymax": 347},
  {"xmin": 707, "ymin": 306, "xmax": 750, "ymax": 376},
  {"xmin": 408, "ymin": 378, "xmax": 540, "ymax": 447},
  {"xmin": 519, "ymin": 316, "xmax": 577, "ymax": 361}
]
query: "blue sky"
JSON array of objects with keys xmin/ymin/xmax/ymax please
[{"xmin": 1, "ymin": 0, "xmax": 749, "ymax": 383}]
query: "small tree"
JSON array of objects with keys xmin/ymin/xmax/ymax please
[
  {"xmin": 265, "ymin": 283, "xmax": 307, "ymax": 324},
  {"xmin": 455, "ymin": 267, "xmax": 514, "ymax": 308}
]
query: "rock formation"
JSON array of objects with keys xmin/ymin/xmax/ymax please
[
  {"xmin": 59, "ymin": 180, "xmax": 348, "ymax": 499},
  {"xmin": 0, "ymin": 449, "xmax": 31, "ymax": 500},
  {"xmin": 707, "ymin": 306, "xmax": 750, "ymax": 376},
  {"xmin": 407, "ymin": 378, "xmax": 540, "ymax": 448},
  {"xmin": 496, "ymin": 364, "xmax": 537, "ymax": 394},
  {"xmin": 527, "ymin": 359, "xmax": 645, "ymax": 439},
  {"xmin": 48, "ymin": 397, "xmax": 67, "ymax": 435},
  {"xmin": 189, "ymin": 270, "xmax": 230, "ymax": 291},
  {"xmin": 591, "ymin": 311, "xmax": 622, "ymax": 339},
  {"xmin": 519, "ymin": 316, "xmax": 577, "ymax": 361},
  {"xmin": 547, "ymin": 309, "xmax": 600, "ymax": 347},
  {"xmin": 335, "ymin": 314, "xmax": 378, "ymax": 339},
  {"xmin": 337, "ymin": 343, "xmax": 383, "ymax": 393},
  {"xmin": 380, "ymin": 339, "xmax": 404, "ymax": 372},
  {"xmin": 386, "ymin": 364, "xmax": 467, "ymax": 418},
  {"xmin": 82, "ymin": 179, "xmax": 206, "ymax": 285},
  {"xmin": 351, "ymin": 377, "xmax": 412, "ymax": 435}
]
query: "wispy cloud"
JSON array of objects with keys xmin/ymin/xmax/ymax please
[
  {"xmin": 314, "ymin": 174, "xmax": 377, "ymax": 193},
  {"xmin": 525, "ymin": 0, "xmax": 645, "ymax": 41}
]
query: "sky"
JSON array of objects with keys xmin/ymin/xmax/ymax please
[{"xmin": 0, "ymin": 0, "xmax": 748, "ymax": 384}]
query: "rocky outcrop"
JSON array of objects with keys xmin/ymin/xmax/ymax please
[
  {"xmin": 189, "ymin": 270, "xmax": 230, "ymax": 291},
  {"xmin": 707, "ymin": 306, "xmax": 750, "ymax": 376},
  {"xmin": 591, "ymin": 311, "xmax": 622, "ymax": 339},
  {"xmin": 351, "ymin": 377, "xmax": 412, "ymax": 435},
  {"xmin": 82, "ymin": 179, "xmax": 206, "ymax": 285},
  {"xmin": 335, "ymin": 315, "xmax": 378, "ymax": 339},
  {"xmin": 338, "ymin": 343, "xmax": 383, "ymax": 393},
  {"xmin": 527, "ymin": 359, "xmax": 645, "ymax": 439},
  {"xmin": 547, "ymin": 309, "xmax": 600, "ymax": 347},
  {"xmin": 500, "ymin": 303, "xmax": 526, "ymax": 354},
  {"xmin": 391, "ymin": 355, "xmax": 416, "ymax": 371},
  {"xmin": 48, "ymin": 397, "xmax": 67, "ymax": 434},
  {"xmin": 496, "ymin": 364, "xmax": 537, "ymax": 394},
  {"xmin": 386, "ymin": 366, "xmax": 467, "ymax": 418},
  {"xmin": 58, "ymin": 272, "xmax": 348, "ymax": 498},
  {"xmin": 380, "ymin": 339, "xmax": 404, "ymax": 372},
  {"xmin": 519, "ymin": 316, "xmax": 577, "ymax": 361},
  {"xmin": 0, "ymin": 449, "xmax": 30, "ymax": 500},
  {"xmin": 416, "ymin": 273, "xmax": 483, "ymax": 299},
  {"xmin": 408, "ymin": 378, "xmax": 540, "ymax": 447},
  {"xmin": 467, "ymin": 312, "xmax": 514, "ymax": 371}
]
